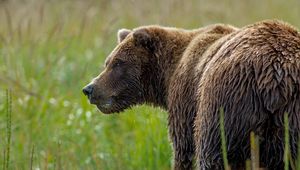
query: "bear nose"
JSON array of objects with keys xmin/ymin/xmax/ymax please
[{"xmin": 82, "ymin": 84, "xmax": 94, "ymax": 97}]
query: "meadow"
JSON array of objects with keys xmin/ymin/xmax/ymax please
[{"xmin": 1, "ymin": 0, "xmax": 300, "ymax": 169}]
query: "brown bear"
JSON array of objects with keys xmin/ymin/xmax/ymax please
[{"xmin": 83, "ymin": 20, "xmax": 300, "ymax": 170}]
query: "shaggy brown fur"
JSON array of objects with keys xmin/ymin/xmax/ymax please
[
  {"xmin": 194, "ymin": 20, "xmax": 300, "ymax": 170},
  {"xmin": 83, "ymin": 20, "xmax": 300, "ymax": 170},
  {"xmin": 168, "ymin": 24, "xmax": 238, "ymax": 169}
]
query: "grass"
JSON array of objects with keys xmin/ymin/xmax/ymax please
[
  {"xmin": 285, "ymin": 113, "xmax": 290, "ymax": 170},
  {"xmin": 0, "ymin": 0, "xmax": 300, "ymax": 169},
  {"xmin": 3, "ymin": 89, "xmax": 12, "ymax": 170},
  {"xmin": 250, "ymin": 132, "xmax": 259, "ymax": 170},
  {"xmin": 0, "ymin": 1, "xmax": 172, "ymax": 169},
  {"xmin": 219, "ymin": 107, "xmax": 229, "ymax": 170}
]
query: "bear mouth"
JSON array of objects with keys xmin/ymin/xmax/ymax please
[
  {"xmin": 96, "ymin": 104, "xmax": 114, "ymax": 114},
  {"xmin": 96, "ymin": 103, "xmax": 127, "ymax": 114},
  {"xmin": 93, "ymin": 98, "xmax": 115, "ymax": 114},
  {"xmin": 95, "ymin": 97, "xmax": 133, "ymax": 114},
  {"xmin": 94, "ymin": 97, "xmax": 128, "ymax": 114},
  {"xmin": 90, "ymin": 93, "xmax": 137, "ymax": 114}
]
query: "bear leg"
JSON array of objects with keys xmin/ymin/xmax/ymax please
[{"xmin": 168, "ymin": 109, "xmax": 195, "ymax": 170}]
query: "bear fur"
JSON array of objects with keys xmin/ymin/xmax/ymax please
[
  {"xmin": 194, "ymin": 20, "xmax": 300, "ymax": 170},
  {"xmin": 83, "ymin": 20, "xmax": 300, "ymax": 170}
]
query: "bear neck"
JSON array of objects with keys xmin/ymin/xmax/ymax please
[{"xmin": 142, "ymin": 30, "xmax": 198, "ymax": 109}]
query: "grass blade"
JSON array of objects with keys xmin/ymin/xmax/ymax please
[
  {"xmin": 245, "ymin": 159, "xmax": 251, "ymax": 170},
  {"xmin": 3, "ymin": 148, "xmax": 6, "ymax": 170},
  {"xmin": 30, "ymin": 145, "xmax": 34, "ymax": 170},
  {"xmin": 297, "ymin": 136, "xmax": 300, "ymax": 170},
  {"xmin": 5, "ymin": 89, "xmax": 12, "ymax": 170},
  {"xmin": 284, "ymin": 112, "xmax": 290, "ymax": 170},
  {"xmin": 219, "ymin": 107, "xmax": 230, "ymax": 170},
  {"xmin": 250, "ymin": 132, "xmax": 259, "ymax": 169}
]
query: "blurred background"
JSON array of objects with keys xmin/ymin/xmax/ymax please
[{"xmin": 0, "ymin": 0, "xmax": 300, "ymax": 169}]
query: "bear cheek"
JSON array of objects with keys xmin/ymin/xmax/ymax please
[
  {"xmin": 102, "ymin": 69, "xmax": 124, "ymax": 96},
  {"xmin": 93, "ymin": 72, "xmax": 115, "ymax": 99}
]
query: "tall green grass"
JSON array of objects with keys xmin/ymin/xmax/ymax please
[
  {"xmin": 2, "ymin": 89, "xmax": 12, "ymax": 170},
  {"xmin": 250, "ymin": 132, "xmax": 259, "ymax": 170},
  {"xmin": 284, "ymin": 113, "xmax": 290, "ymax": 170},
  {"xmin": 219, "ymin": 107, "xmax": 230, "ymax": 170}
]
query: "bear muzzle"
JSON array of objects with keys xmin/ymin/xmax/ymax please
[{"xmin": 83, "ymin": 83, "xmax": 115, "ymax": 113}]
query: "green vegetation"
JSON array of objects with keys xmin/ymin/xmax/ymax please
[
  {"xmin": 3, "ymin": 90, "xmax": 11, "ymax": 170},
  {"xmin": 219, "ymin": 107, "xmax": 229, "ymax": 170},
  {"xmin": 285, "ymin": 113, "xmax": 290, "ymax": 170},
  {"xmin": 0, "ymin": 0, "xmax": 300, "ymax": 169}
]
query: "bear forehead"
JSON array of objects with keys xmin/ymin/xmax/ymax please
[{"xmin": 105, "ymin": 39, "xmax": 140, "ymax": 64}]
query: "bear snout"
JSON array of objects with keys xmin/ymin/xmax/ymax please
[
  {"xmin": 83, "ymin": 82, "xmax": 114, "ymax": 110},
  {"xmin": 82, "ymin": 84, "xmax": 94, "ymax": 100}
]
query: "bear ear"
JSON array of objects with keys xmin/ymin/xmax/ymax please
[
  {"xmin": 133, "ymin": 29, "xmax": 153, "ymax": 50},
  {"xmin": 118, "ymin": 29, "xmax": 131, "ymax": 43}
]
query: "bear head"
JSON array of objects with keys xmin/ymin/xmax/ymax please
[{"xmin": 83, "ymin": 27, "xmax": 158, "ymax": 114}]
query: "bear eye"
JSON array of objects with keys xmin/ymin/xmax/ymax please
[{"xmin": 112, "ymin": 60, "xmax": 124, "ymax": 68}]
